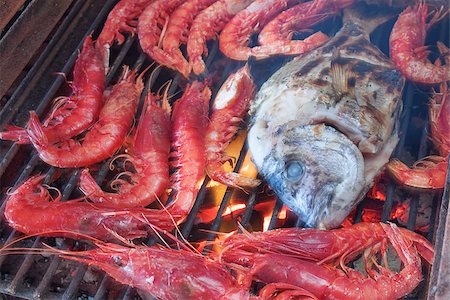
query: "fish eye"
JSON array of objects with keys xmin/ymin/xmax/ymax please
[{"xmin": 285, "ymin": 161, "xmax": 304, "ymax": 181}]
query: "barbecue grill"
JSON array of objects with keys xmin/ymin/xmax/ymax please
[{"xmin": 0, "ymin": 0, "xmax": 449, "ymax": 299}]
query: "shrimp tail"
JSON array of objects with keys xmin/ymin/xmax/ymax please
[
  {"xmin": 0, "ymin": 125, "xmax": 30, "ymax": 144},
  {"xmin": 381, "ymin": 223, "xmax": 421, "ymax": 267},
  {"xmin": 27, "ymin": 111, "xmax": 49, "ymax": 147}
]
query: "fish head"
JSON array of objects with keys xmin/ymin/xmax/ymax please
[{"xmin": 251, "ymin": 123, "xmax": 365, "ymax": 229}]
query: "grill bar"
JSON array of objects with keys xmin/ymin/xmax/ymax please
[
  {"xmin": 427, "ymin": 159, "xmax": 450, "ymax": 299},
  {"xmin": 0, "ymin": 0, "xmax": 85, "ymax": 131},
  {"xmin": 0, "ymin": 2, "xmax": 448, "ymax": 299},
  {"xmin": 0, "ymin": 0, "xmax": 118, "ymax": 178},
  {"xmin": 0, "ymin": 0, "xmax": 75, "ymax": 99}
]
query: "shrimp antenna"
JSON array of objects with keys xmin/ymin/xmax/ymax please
[
  {"xmin": 153, "ymin": 197, "xmax": 200, "ymax": 254},
  {"xmin": 101, "ymin": 225, "xmax": 136, "ymax": 248},
  {"xmin": 236, "ymin": 222, "xmax": 251, "ymax": 236},
  {"xmin": 0, "ymin": 230, "xmax": 106, "ymax": 252},
  {"xmin": 148, "ymin": 223, "xmax": 172, "ymax": 249}
]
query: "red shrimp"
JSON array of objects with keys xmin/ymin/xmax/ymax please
[
  {"xmin": 187, "ymin": 0, "xmax": 254, "ymax": 75},
  {"xmin": 137, "ymin": 0, "xmax": 187, "ymax": 76},
  {"xmin": 205, "ymin": 64, "xmax": 261, "ymax": 189},
  {"xmin": 219, "ymin": 0, "xmax": 316, "ymax": 61},
  {"xmin": 219, "ymin": 222, "xmax": 434, "ymax": 268},
  {"xmin": 96, "ymin": 0, "xmax": 154, "ymax": 66},
  {"xmin": 168, "ymin": 81, "xmax": 211, "ymax": 221},
  {"xmin": 161, "ymin": 0, "xmax": 218, "ymax": 78},
  {"xmin": 258, "ymin": 0, "xmax": 354, "ymax": 55},
  {"xmin": 430, "ymin": 83, "xmax": 450, "ymax": 156},
  {"xmin": 26, "ymin": 66, "xmax": 143, "ymax": 168},
  {"xmin": 389, "ymin": 3, "xmax": 449, "ymax": 84},
  {"xmin": 0, "ymin": 36, "xmax": 105, "ymax": 144},
  {"xmin": 1, "ymin": 238, "xmax": 256, "ymax": 300},
  {"xmin": 79, "ymin": 88, "xmax": 171, "ymax": 208},
  {"xmin": 225, "ymin": 223, "xmax": 429, "ymax": 299},
  {"xmin": 387, "ymin": 156, "xmax": 448, "ymax": 189},
  {"xmin": 387, "ymin": 83, "xmax": 449, "ymax": 189},
  {"xmin": 3, "ymin": 176, "xmax": 182, "ymax": 242}
]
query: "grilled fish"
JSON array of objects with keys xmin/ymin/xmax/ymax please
[{"xmin": 248, "ymin": 5, "xmax": 405, "ymax": 229}]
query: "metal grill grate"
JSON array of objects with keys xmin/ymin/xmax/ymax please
[{"xmin": 0, "ymin": 1, "xmax": 449, "ymax": 299}]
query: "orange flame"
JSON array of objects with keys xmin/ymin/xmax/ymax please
[{"xmin": 222, "ymin": 203, "xmax": 247, "ymax": 216}]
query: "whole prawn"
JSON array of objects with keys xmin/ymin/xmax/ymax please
[
  {"xmin": 96, "ymin": 0, "xmax": 154, "ymax": 67},
  {"xmin": 161, "ymin": 0, "xmax": 218, "ymax": 78},
  {"xmin": 389, "ymin": 2, "xmax": 449, "ymax": 84},
  {"xmin": 168, "ymin": 80, "xmax": 211, "ymax": 221},
  {"xmin": 224, "ymin": 223, "xmax": 430, "ymax": 299},
  {"xmin": 137, "ymin": 0, "xmax": 187, "ymax": 75},
  {"xmin": 219, "ymin": 0, "xmax": 328, "ymax": 61},
  {"xmin": 219, "ymin": 222, "xmax": 434, "ymax": 268},
  {"xmin": 187, "ymin": 0, "xmax": 254, "ymax": 75},
  {"xmin": 1, "ymin": 237, "xmax": 255, "ymax": 300},
  {"xmin": 0, "ymin": 36, "xmax": 105, "ymax": 144},
  {"xmin": 79, "ymin": 87, "xmax": 171, "ymax": 208},
  {"xmin": 205, "ymin": 64, "xmax": 261, "ymax": 189},
  {"xmin": 4, "ymin": 176, "xmax": 181, "ymax": 242},
  {"xmin": 27, "ymin": 66, "xmax": 143, "ymax": 168},
  {"xmin": 387, "ymin": 83, "xmax": 449, "ymax": 189},
  {"xmin": 258, "ymin": 0, "xmax": 354, "ymax": 55}
]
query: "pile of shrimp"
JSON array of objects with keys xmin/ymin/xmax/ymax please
[{"xmin": 0, "ymin": 0, "xmax": 447, "ymax": 298}]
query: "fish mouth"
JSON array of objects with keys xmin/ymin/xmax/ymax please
[{"xmin": 255, "ymin": 124, "xmax": 366, "ymax": 229}]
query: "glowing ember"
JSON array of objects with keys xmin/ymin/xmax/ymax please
[
  {"xmin": 368, "ymin": 174, "xmax": 387, "ymax": 201},
  {"xmin": 392, "ymin": 202, "xmax": 408, "ymax": 220}
]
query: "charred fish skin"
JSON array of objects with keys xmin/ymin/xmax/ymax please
[{"xmin": 248, "ymin": 8, "xmax": 405, "ymax": 229}]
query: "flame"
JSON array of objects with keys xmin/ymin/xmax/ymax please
[
  {"xmin": 222, "ymin": 203, "xmax": 247, "ymax": 216},
  {"xmin": 263, "ymin": 215, "xmax": 272, "ymax": 232},
  {"xmin": 278, "ymin": 206, "xmax": 287, "ymax": 220},
  {"xmin": 239, "ymin": 152, "xmax": 258, "ymax": 178},
  {"xmin": 206, "ymin": 180, "xmax": 221, "ymax": 188},
  {"xmin": 262, "ymin": 204, "xmax": 288, "ymax": 232}
]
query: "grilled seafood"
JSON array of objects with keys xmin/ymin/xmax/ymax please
[
  {"xmin": 387, "ymin": 83, "xmax": 449, "ymax": 189},
  {"xmin": 205, "ymin": 65, "xmax": 260, "ymax": 189},
  {"xmin": 187, "ymin": 0, "xmax": 254, "ymax": 75},
  {"xmin": 27, "ymin": 67, "xmax": 142, "ymax": 168},
  {"xmin": 226, "ymin": 223, "xmax": 428, "ymax": 300},
  {"xmin": 0, "ymin": 36, "xmax": 105, "ymax": 144},
  {"xmin": 219, "ymin": 0, "xmax": 300, "ymax": 61},
  {"xmin": 390, "ymin": 3, "xmax": 449, "ymax": 85},
  {"xmin": 79, "ymin": 88, "xmax": 171, "ymax": 208},
  {"xmin": 137, "ymin": 0, "xmax": 187, "ymax": 76},
  {"xmin": 4, "ymin": 176, "xmax": 180, "ymax": 241},
  {"xmin": 248, "ymin": 6, "xmax": 404, "ymax": 229},
  {"xmin": 169, "ymin": 81, "xmax": 211, "ymax": 221},
  {"xmin": 219, "ymin": 222, "xmax": 434, "ymax": 266},
  {"xmin": 97, "ymin": 0, "xmax": 153, "ymax": 66},
  {"xmin": 1, "ymin": 237, "xmax": 255, "ymax": 300},
  {"xmin": 258, "ymin": 0, "xmax": 354, "ymax": 55},
  {"xmin": 162, "ymin": 0, "xmax": 218, "ymax": 78}
]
